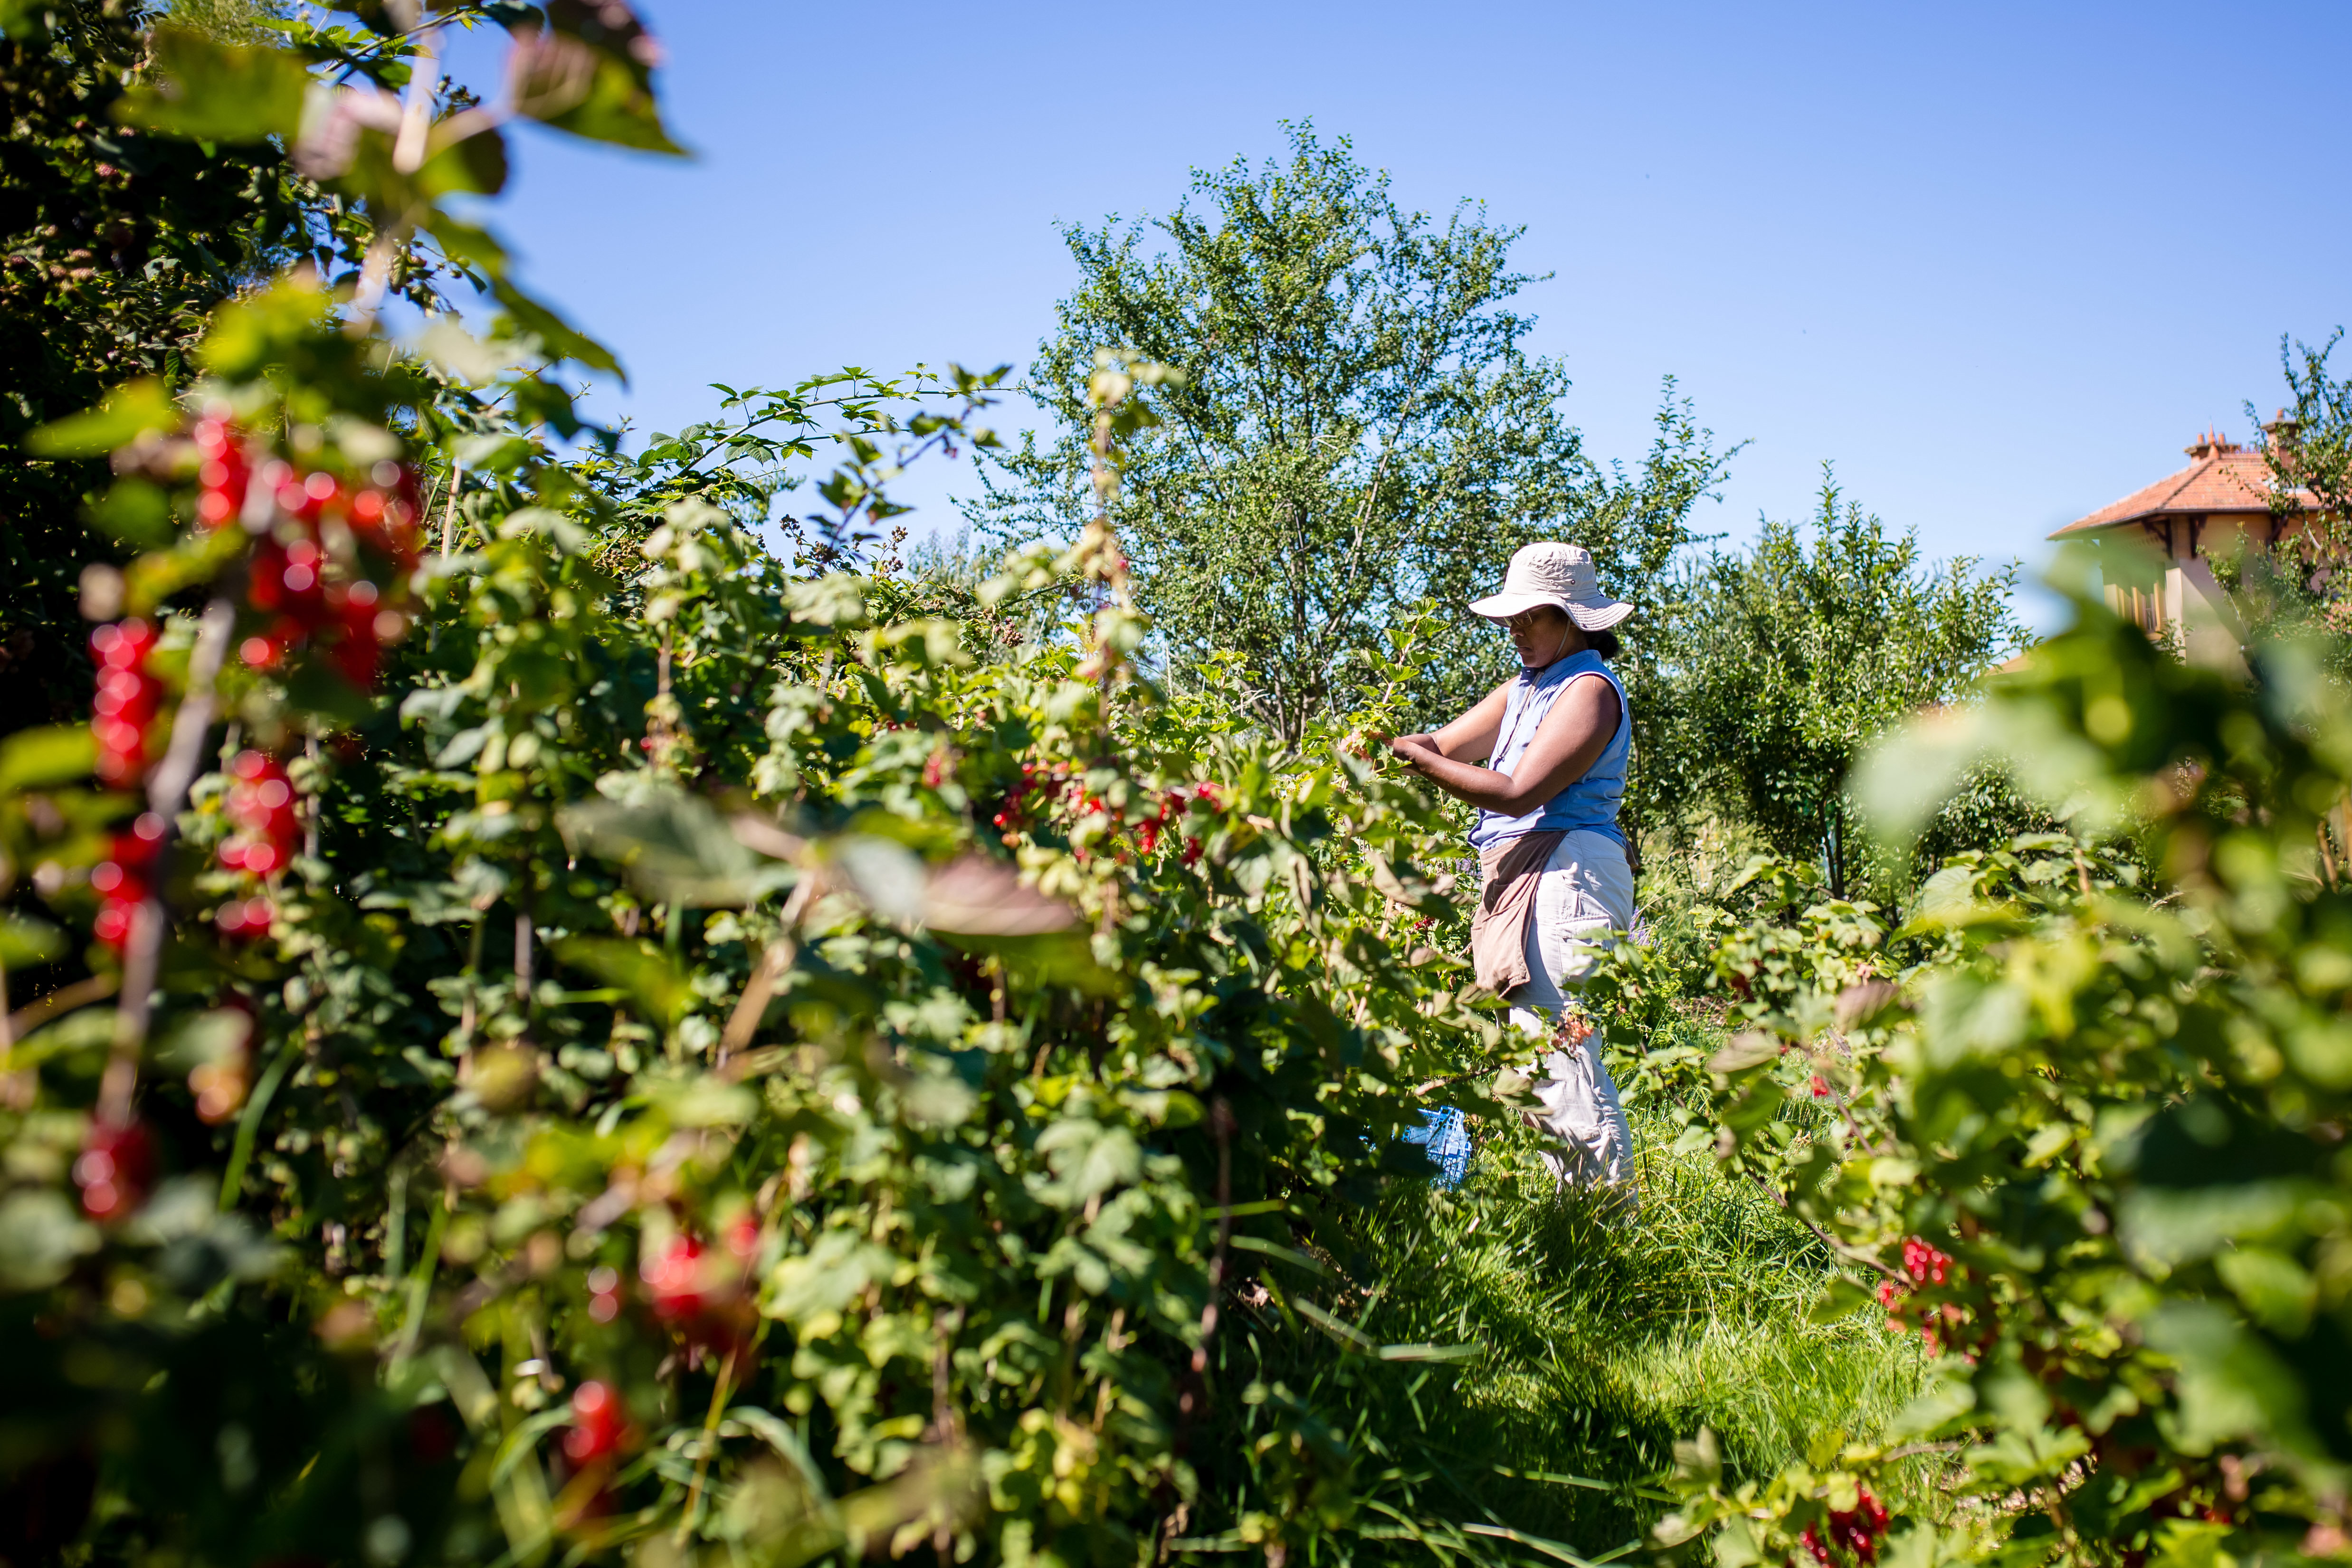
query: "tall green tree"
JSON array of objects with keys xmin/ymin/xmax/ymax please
[
  {"xmin": 972, "ymin": 123, "xmax": 1733, "ymax": 742},
  {"xmin": 2217, "ymin": 330, "xmax": 2352, "ymax": 673},
  {"xmin": 1655, "ymin": 471, "xmax": 2019, "ymax": 896}
]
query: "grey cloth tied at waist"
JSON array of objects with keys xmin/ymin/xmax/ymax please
[{"xmin": 1467, "ymin": 829, "xmax": 1566, "ymax": 995}]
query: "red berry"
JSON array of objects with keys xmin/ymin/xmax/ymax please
[
  {"xmin": 89, "ymin": 620, "xmax": 164, "ymax": 786},
  {"xmin": 562, "ymin": 1379, "xmax": 628, "ymax": 1462},
  {"xmin": 92, "ymin": 815, "xmax": 166, "ymax": 953},
  {"xmin": 641, "ymin": 1235, "xmax": 708, "ymax": 1321},
  {"xmin": 221, "ymin": 751, "xmax": 299, "ymax": 878},
  {"xmin": 76, "ymin": 1117, "xmax": 155, "ymax": 1221},
  {"xmin": 216, "ymin": 897, "xmax": 274, "ymax": 940}
]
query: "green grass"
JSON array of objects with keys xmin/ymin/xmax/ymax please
[{"xmin": 1195, "ymin": 1095, "xmax": 1938, "ymax": 1564}]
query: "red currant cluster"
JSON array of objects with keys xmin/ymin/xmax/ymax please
[
  {"xmin": 215, "ymin": 749, "xmax": 299, "ymax": 938},
  {"xmin": 75, "ymin": 1118, "xmax": 154, "ymax": 1222},
  {"xmin": 89, "ymin": 812, "xmax": 167, "ymax": 953},
  {"xmin": 192, "ymin": 416, "xmax": 420, "ymax": 691},
  {"xmin": 992, "ymin": 762, "xmax": 1221, "ymax": 866},
  {"xmin": 1797, "ymin": 1484, "xmax": 1889, "ymax": 1565},
  {"xmin": 562, "ymin": 1380, "xmax": 631, "ymax": 1465},
  {"xmin": 1135, "ymin": 781, "xmax": 1219, "ymax": 863},
  {"xmin": 637, "ymin": 1216, "xmax": 762, "ymax": 1359},
  {"xmin": 90, "ymin": 619, "xmax": 164, "ymax": 787},
  {"xmin": 990, "ymin": 759, "xmax": 1074, "ymax": 835},
  {"xmin": 1876, "ymin": 1236, "xmax": 1981, "ymax": 1355}
]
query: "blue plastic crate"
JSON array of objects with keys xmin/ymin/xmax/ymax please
[{"xmin": 1401, "ymin": 1106, "xmax": 1472, "ymax": 1188}]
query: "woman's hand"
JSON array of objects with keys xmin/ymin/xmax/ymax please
[{"xmin": 1385, "ymin": 733, "xmax": 1440, "ymax": 771}]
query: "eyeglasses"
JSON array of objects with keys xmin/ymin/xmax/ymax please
[{"xmin": 1502, "ymin": 610, "xmax": 1550, "ymax": 633}]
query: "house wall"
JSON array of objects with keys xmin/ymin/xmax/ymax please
[{"xmin": 2094, "ymin": 512, "xmax": 2277, "ymax": 662}]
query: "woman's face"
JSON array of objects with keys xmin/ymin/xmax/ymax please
[{"xmin": 1504, "ymin": 606, "xmax": 1576, "ymax": 667}]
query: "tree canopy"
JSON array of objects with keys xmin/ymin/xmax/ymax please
[
  {"xmin": 1649, "ymin": 473, "xmax": 2020, "ymax": 895},
  {"xmin": 972, "ymin": 123, "xmax": 1733, "ymax": 741}
]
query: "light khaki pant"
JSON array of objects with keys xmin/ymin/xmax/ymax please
[{"xmin": 1505, "ymin": 830, "xmax": 1638, "ymax": 1198}]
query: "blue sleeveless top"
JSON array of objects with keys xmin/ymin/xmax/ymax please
[{"xmin": 1466, "ymin": 650, "xmax": 1630, "ymax": 851}]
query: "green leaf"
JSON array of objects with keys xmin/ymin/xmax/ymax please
[
  {"xmin": 721, "ymin": 1406, "xmax": 837, "ymax": 1509},
  {"xmin": 1228, "ymin": 1233, "xmax": 1327, "ymax": 1276},
  {"xmin": 0, "ymin": 725, "xmax": 95, "ymax": 793},
  {"xmin": 115, "ymin": 26, "xmax": 309, "ymax": 143},
  {"xmin": 0, "ymin": 0, "xmax": 48, "ymax": 41},
  {"xmin": 417, "ymin": 124, "xmax": 509, "ymax": 198},
  {"xmin": 1375, "ymin": 1342, "xmax": 1481, "ymax": 1364},
  {"xmin": 2215, "ymin": 1247, "xmax": 2318, "ymax": 1339},
  {"xmin": 559, "ymin": 790, "xmax": 793, "ymax": 908},
  {"xmin": 1807, "ymin": 1276, "xmax": 1878, "ymax": 1325},
  {"xmin": 282, "ymin": 657, "xmax": 378, "ymax": 727},
  {"xmin": 934, "ymin": 925, "xmax": 1117, "ymax": 997},
  {"xmin": 0, "ymin": 914, "xmax": 67, "ymax": 969},
  {"xmin": 0, "ymin": 1190, "xmax": 101, "ymax": 1292},
  {"xmin": 196, "ymin": 278, "xmax": 337, "ymax": 380},
  {"xmin": 84, "ymin": 477, "xmax": 177, "ymax": 549},
  {"xmin": 415, "ymin": 319, "xmax": 533, "ymax": 388},
  {"xmin": 509, "ymin": 24, "xmax": 685, "ymax": 156},
  {"xmin": 551, "ymin": 936, "xmax": 691, "ymax": 1028},
  {"xmin": 26, "ymin": 378, "xmax": 178, "ymax": 457},
  {"xmin": 490, "ymin": 277, "xmax": 622, "ymax": 378}
]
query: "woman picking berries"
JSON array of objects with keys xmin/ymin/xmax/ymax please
[{"xmin": 1383, "ymin": 542, "xmax": 1639, "ymax": 1197}]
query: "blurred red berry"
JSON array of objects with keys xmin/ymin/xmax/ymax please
[
  {"xmin": 91, "ymin": 814, "xmax": 166, "ymax": 953},
  {"xmin": 586, "ymin": 1264, "xmax": 622, "ymax": 1323},
  {"xmin": 215, "ymin": 896, "xmax": 275, "ymax": 941},
  {"xmin": 562, "ymin": 1380, "xmax": 628, "ymax": 1463},
  {"xmin": 76, "ymin": 1117, "xmax": 154, "ymax": 1221},
  {"xmin": 641, "ymin": 1235, "xmax": 707, "ymax": 1321},
  {"xmin": 221, "ymin": 751, "xmax": 299, "ymax": 877},
  {"xmin": 90, "ymin": 620, "xmax": 163, "ymax": 786}
]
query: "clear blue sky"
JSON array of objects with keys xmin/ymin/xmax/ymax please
[{"xmin": 449, "ymin": 0, "xmax": 2349, "ymax": 630}]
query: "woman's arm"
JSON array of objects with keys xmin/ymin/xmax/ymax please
[
  {"xmin": 1387, "ymin": 680, "xmax": 1512, "ymax": 764},
  {"xmin": 1391, "ymin": 675, "xmax": 1620, "ymax": 816}
]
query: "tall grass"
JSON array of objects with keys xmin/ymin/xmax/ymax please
[{"xmin": 1191, "ymin": 1086, "xmax": 1938, "ymax": 1564}]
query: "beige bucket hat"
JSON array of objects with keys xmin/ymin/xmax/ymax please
[{"xmin": 1469, "ymin": 542, "xmax": 1633, "ymax": 631}]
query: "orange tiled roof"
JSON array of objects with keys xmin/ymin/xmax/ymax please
[{"xmin": 2049, "ymin": 429, "xmax": 2317, "ymax": 539}]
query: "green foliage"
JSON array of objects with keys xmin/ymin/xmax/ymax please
[
  {"xmin": 1625, "ymin": 574, "xmax": 2352, "ymax": 1562},
  {"xmin": 2212, "ymin": 333, "xmax": 2352, "ymax": 673},
  {"xmin": 0, "ymin": 0, "xmax": 383, "ymax": 735},
  {"xmin": 0, "ymin": 23, "xmax": 1603, "ymax": 1562},
  {"xmin": 1651, "ymin": 471, "xmax": 2020, "ymax": 897},
  {"xmin": 41, "ymin": 8, "xmax": 2352, "ymax": 1568},
  {"xmin": 971, "ymin": 122, "xmax": 1734, "ymax": 742},
  {"xmin": 2267, "ymin": 329, "xmax": 2352, "ymax": 532},
  {"xmin": 0, "ymin": 281, "xmax": 1552, "ymax": 1567}
]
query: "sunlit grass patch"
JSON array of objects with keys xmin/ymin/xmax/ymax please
[{"xmin": 1247, "ymin": 1099, "xmax": 1945, "ymax": 1560}]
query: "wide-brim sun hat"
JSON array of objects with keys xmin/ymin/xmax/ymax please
[{"xmin": 1469, "ymin": 542, "xmax": 1633, "ymax": 632}]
